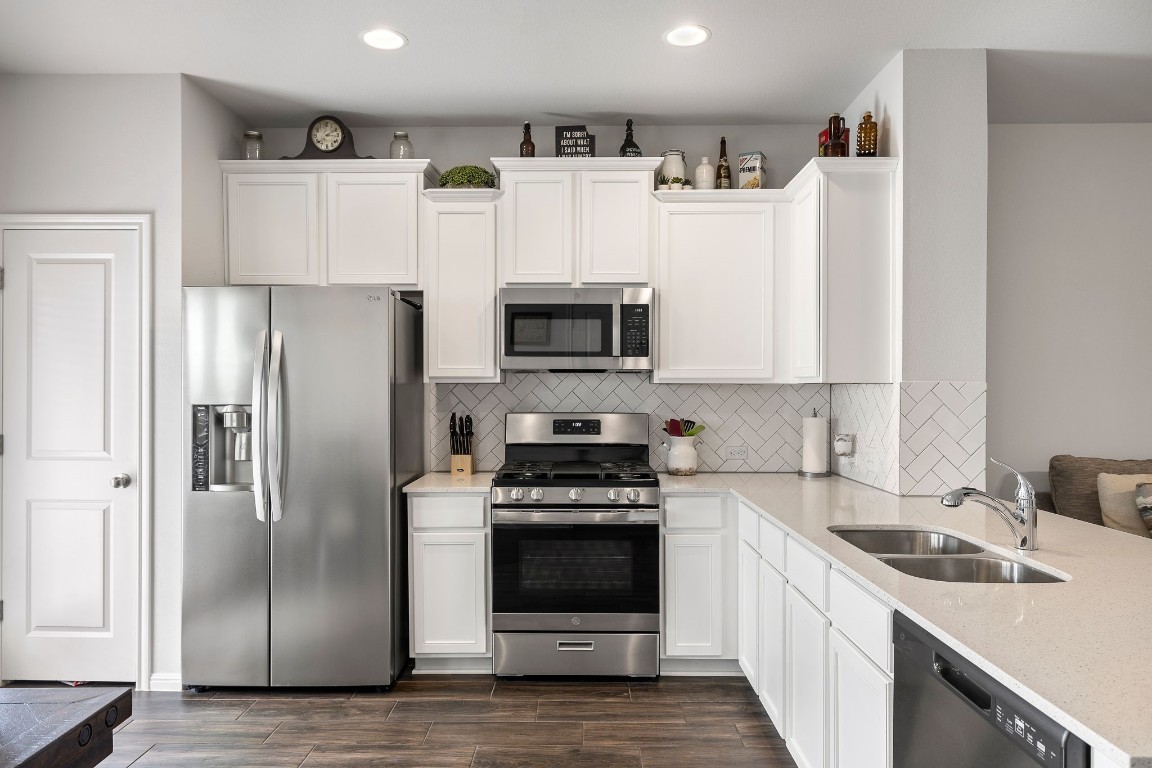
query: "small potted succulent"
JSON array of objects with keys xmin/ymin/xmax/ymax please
[
  {"xmin": 438, "ymin": 165, "xmax": 497, "ymax": 189},
  {"xmin": 669, "ymin": 176, "xmax": 685, "ymax": 191},
  {"xmin": 682, "ymin": 178, "xmax": 694, "ymax": 189},
  {"xmin": 657, "ymin": 174, "xmax": 670, "ymax": 191}
]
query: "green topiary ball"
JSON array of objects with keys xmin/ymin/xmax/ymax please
[{"xmin": 438, "ymin": 165, "xmax": 497, "ymax": 188}]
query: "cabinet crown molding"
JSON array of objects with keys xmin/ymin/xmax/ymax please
[
  {"xmin": 652, "ymin": 189, "xmax": 789, "ymax": 203},
  {"xmin": 492, "ymin": 157, "xmax": 663, "ymax": 172},
  {"xmin": 422, "ymin": 188, "xmax": 504, "ymax": 203},
  {"xmin": 784, "ymin": 157, "xmax": 900, "ymax": 195},
  {"xmin": 221, "ymin": 158, "xmax": 440, "ymax": 183}
]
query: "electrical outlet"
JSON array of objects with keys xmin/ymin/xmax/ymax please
[{"xmin": 726, "ymin": 446, "xmax": 749, "ymax": 460}]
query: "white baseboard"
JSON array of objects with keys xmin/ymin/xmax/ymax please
[
  {"xmin": 411, "ymin": 657, "xmax": 493, "ymax": 675},
  {"xmin": 657, "ymin": 658, "xmax": 743, "ymax": 676},
  {"xmin": 148, "ymin": 672, "xmax": 183, "ymax": 691}
]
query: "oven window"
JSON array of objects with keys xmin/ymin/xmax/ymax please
[
  {"xmin": 504, "ymin": 303, "xmax": 613, "ymax": 357},
  {"xmin": 492, "ymin": 523, "xmax": 659, "ymax": 615}
]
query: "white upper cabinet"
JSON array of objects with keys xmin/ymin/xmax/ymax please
[
  {"xmin": 493, "ymin": 158, "xmax": 661, "ymax": 285},
  {"xmin": 784, "ymin": 158, "xmax": 898, "ymax": 383},
  {"xmin": 222, "ymin": 160, "xmax": 437, "ymax": 286},
  {"xmin": 655, "ymin": 200, "xmax": 781, "ymax": 382},
  {"xmin": 420, "ymin": 189, "xmax": 501, "ymax": 382}
]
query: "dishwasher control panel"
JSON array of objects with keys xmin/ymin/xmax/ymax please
[{"xmin": 992, "ymin": 700, "xmax": 1062, "ymax": 767}]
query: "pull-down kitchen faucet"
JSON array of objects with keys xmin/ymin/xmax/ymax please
[{"xmin": 941, "ymin": 459, "xmax": 1038, "ymax": 552}]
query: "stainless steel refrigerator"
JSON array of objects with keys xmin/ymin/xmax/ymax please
[{"xmin": 181, "ymin": 287, "xmax": 423, "ymax": 687}]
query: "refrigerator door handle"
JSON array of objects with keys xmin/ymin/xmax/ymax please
[
  {"xmin": 267, "ymin": 329, "xmax": 285, "ymax": 522},
  {"xmin": 251, "ymin": 330, "xmax": 269, "ymax": 522}
]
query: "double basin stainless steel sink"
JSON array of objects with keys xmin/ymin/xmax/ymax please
[{"xmin": 830, "ymin": 527, "xmax": 1065, "ymax": 584}]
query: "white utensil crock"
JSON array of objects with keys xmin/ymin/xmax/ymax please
[{"xmin": 660, "ymin": 435, "xmax": 701, "ymax": 476}]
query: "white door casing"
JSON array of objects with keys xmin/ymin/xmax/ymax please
[{"xmin": 0, "ymin": 215, "xmax": 151, "ymax": 686}]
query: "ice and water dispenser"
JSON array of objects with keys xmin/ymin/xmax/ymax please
[{"xmin": 191, "ymin": 404, "xmax": 254, "ymax": 491}]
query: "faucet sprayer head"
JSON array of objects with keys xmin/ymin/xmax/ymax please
[{"xmin": 940, "ymin": 488, "xmax": 967, "ymax": 507}]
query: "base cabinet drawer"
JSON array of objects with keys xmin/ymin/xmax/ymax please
[
  {"xmin": 829, "ymin": 569, "xmax": 893, "ymax": 673},
  {"xmin": 493, "ymin": 632, "xmax": 659, "ymax": 676}
]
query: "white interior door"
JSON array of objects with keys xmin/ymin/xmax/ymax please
[{"xmin": 2, "ymin": 227, "xmax": 140, "ymax": 682}]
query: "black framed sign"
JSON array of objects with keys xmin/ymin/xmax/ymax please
[{"xmin": 556, "ymin": 125, "xmax": 596, "ymax": 157}]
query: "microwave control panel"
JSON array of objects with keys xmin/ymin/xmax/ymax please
[{"xmin": 621, "ymin": 304, "xmax": 650, "ymax": 358}]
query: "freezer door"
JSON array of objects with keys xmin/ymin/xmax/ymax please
[
  {"xmin": 181, "ymin": 287, "xmax": 271, "ymax": 687},
  {"xmin": 268, "ymin": 287, "xmax": 398, "ymax": 686}
]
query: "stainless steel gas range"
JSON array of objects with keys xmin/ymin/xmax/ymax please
[{"xmin": 490, "ymin": 412, "xmax": 660, "ymax": 677}]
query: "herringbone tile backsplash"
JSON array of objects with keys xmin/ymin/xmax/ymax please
[
  {"xmin": 830, "ymin": 383, "xmax": 901, "ymax": 493},
  {"xmin": 899, "ymin": 381, "xmax": 987, "ymax": 496},
  {"xmin": 426, "ymin": 373, "xmax": 830, "ymax": 473}
]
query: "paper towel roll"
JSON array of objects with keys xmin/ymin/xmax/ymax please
[{"xmin": 801, "ymin": 416, "xmax": 830, "ymax": 474}]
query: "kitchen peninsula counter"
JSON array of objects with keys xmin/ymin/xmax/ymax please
[{"xmin": 665, "ymin": 472, "xmax": 1152, "ymax": 768}]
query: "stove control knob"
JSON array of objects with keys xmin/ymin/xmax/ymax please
[
  {"xmin": 626, "ymin": 488, "xmax": 641, "ymax": 503},
  {"xmin": 569, "ymin": 488, "xmax": 584, "ymax": 502},
  {"xmin": 530, "ymin": 488, "xmax": 545, "ymax": 501},
  {"xmin": 509, "ymin": 487, "xmax": 525, "ymax": 501},
  {"xmin": 607, "ymin": 488, "xmax": 622, "ymax": 502}
]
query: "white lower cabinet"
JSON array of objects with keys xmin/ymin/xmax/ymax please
[
  {"xmin": 664, "ymin": 533, "xmax": 724, "ymax": 656},
  {"xmin": 758, "ymin": 557, "xmax": 787, "ymax": 731},
  {"xmin": 408, "ymin": 495, "xmax": 489, "ymax": 656},
  {"xmin": 828, "ymin": 627, "xmax": 893, "ymax": 768},
  {"xmin": 737, "ymin": 538, "xmax": 760, "ymax": 685},
  {"xmin": 786, "ymin": 584, "xmax": 830, "ymax": 768}
]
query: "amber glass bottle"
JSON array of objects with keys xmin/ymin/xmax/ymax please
[
  {"xmin": 856, "ymin": 112, "xmax": 878, "ymax": 156},
  {"xmin": 520, "ymin": 122, "xmax": 535, "ymax": 158},
  {"xmin": 716, "ymin": 137, "xmax": 731, "ymax": 189},
  {"xmin": 827, "ymin": 114, "xmax": 848, "ymax": 157}
]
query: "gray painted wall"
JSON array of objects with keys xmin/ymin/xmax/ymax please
[{"xmin": 987, "ymin": 123, "xmax": 1152, "ymax": 496}]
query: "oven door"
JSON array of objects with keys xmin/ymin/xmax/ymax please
[
  {"xmin": 500, "ymin": 288, "xmax": 620, "ymax": 371},
  {"xmin": 492, "ymin": 511, "xmax": 659, "ymax": 632}
]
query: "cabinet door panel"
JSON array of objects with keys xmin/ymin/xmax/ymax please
[
  {"xmin": 664, "ymin": 533, "xmax": 723, "ymax": 656},
  {"xmin": 227, "ymin": 173, "xmax": 320, "ymax": 284},
  {"xmin": 758, "ymin": 559, "xmax": 787, "ymax": 732},
  {"xmin": 828, "ymin": 628, "xmax": 892, "ymax": 768},
  {"xmin": 423, "ymin": 201, "xmax": 498, "ymax": 380},
  {"xmin": 738, "ymin": 540, "xmax": 759, "ymax": 686},
  {"xmin": 411, "ymin": 532, "xmax": 488, "ymax": 654},
  {"xmin": 786, "ymin": 585, "xmax": 829, "ymax": 768},
  {"xmin": 657, "ymin": 204, "xmax": 775, "ymax": 381},
  {"xmin": 502, "ymin": 172, "xmax": 573, "ymax": 283},
  {"xmin": 580, "ymin": 171, "xmax": 650, "ymax": 283},
  {"xmin": 790, "ymin": 177, "xmax": 822, "ymax": 379},
  {"xmin": 327, "ymin": 173, "xmax": 418, "ymax": 284}
]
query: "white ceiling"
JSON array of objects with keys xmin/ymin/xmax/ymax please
[{"xmin": 1, "ymin": 0, "xmax": 1150, "ymax": 126}]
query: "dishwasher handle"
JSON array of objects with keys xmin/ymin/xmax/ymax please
[{"xmin": 934, "ymin": 653, "xmax": 992, "ymax": 712}]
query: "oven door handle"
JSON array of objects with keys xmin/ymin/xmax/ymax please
[{"xmin": 492, "ymin": 509, "xmax": 659, "ymax": 524}]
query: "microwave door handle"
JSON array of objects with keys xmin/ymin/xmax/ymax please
[
  {"xmin": 250, "ymin": 330, "xmax": 268, "ymax": 522},
  {"xmin": 611, "ymin": 302, "xmax": 621, "ymax": 357}
]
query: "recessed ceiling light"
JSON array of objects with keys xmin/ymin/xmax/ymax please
[
  {"xmin": 664, "ymin": 25, "xmax": 711, "ymax": 47},
  {"xmin": 362, "ymin": 28, "xmax": 408, "ymax": 50}
]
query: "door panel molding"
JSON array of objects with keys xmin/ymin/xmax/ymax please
[{"xmin": 0, "ymin": 214, "xmax": 152, "ymax": 689}]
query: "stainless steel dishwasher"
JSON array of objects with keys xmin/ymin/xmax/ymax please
[{"xmin": 893, "ymin": 612, "xmax": 1090, "ymax": 767}]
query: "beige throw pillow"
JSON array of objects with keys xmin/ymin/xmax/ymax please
[{"xmin": 1097, "ymin": 473, "xmax": 1152, "ymax": 537}]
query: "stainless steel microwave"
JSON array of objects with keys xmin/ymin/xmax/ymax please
[{"xmin": 499, "ymin": 287, "xmax": 654, "ymax": 371}]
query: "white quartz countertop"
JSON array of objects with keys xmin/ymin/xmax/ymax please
[
  {"xmin": 402, "ymin": 470, "xmax": 1151, "ymax": 765},
  {"xmin": 667, "ymin": 472, "xmax": 1151, "ymax": 767},
  {"xmin": 403, "ymin": 472, "xmax": 494, "ymax": 493}
]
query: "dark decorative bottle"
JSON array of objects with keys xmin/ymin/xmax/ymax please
[
  {"xmin": 856, "ymin": 111, "xmax": 878, "ymax": 156},
  {"xmin": 519, "ymin": 122, "xmax": 535, "ymax": 158},
  {"xmin": 827, "ymin": 113, "xmax": 848, "ymax": 157},
  {"xmin": 716, "ymin": 136, "xmax": 731, "ymax": 189},
  {"xmin": 619, "ymin": 119, "xmax": 642, "ymax": 157}
]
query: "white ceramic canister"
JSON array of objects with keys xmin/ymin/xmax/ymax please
[
  {"xmin": 660, "ymin": 149, "xmax": 686, "ymax": 183},
  {"xmin": 662, "ymin": 435, "xmax": 700, "ymax": 476}
]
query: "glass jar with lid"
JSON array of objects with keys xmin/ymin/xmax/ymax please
[
  {"xmin": 242, "ymin": 130, "xmax": 264, "ymax": 160},
  {"xmin": 389, "ymin": 131, "xmax": 414, "ymax": 159}
]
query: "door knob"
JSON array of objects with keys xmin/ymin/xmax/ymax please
[{"xmin": 110, "ymin": 473, "xmax": 132, "ymax": 489}]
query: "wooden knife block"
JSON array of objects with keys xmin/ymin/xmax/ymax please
[{"xmin": 451, "ymin": 454, "xmax": 474, "ymax": 476}]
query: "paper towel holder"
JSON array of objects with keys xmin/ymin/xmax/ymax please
[{"xmin": 798, "ymin": 408, "xmax": 832, "ymax": 479}]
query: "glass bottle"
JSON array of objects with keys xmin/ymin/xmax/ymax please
[
  {"xmin": 716, "ymin": 136, "xmax": 731, "ymax": 189},
  {"xmin": 695, "ymin": 156, "xmax": 715, "ymax": 189},
  {"xmin": 619, "ymin": 119, "xmax": 642, "ymax": 157},
  {"xmin": 856, "ymin": 112, "xmax": 878, "ymax": 157},
  {"xmin": 389, "ymin": 131, "xmax": 414, "ymax": 159},
  {"xmin": 827, "ymin": 113, "xmax": 848, "ymax": 157},
  {"xmin": 242, "ymin": 130, "xmax": 263, "ymax": 160},
  {"xmin": 519, "ymin": 122, "xmax": 535, "ymax": 158}
]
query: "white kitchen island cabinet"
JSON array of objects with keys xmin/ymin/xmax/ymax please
[
  {"xmin": 222, "ymin": 159, "xmax": 437, "ymax": 286},
  {"xmin": 654, "ymin": 198, "xmax": 783, "ymax": 383},
  {"xmin": 408, "ymin": 494, "xmax": 490, "ymax": 660},
  {"xmin": 492, "ymin": 158, "xmax": 661, "ymax": 285},
  {"xmin": 420, "ymin": 189, "xmax": 501, "ymax": 382}
]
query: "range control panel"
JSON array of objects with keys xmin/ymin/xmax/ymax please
[
  {"xmin": 553, "ymin": 419, "xmax": 601, "ymax": 436},
  {"xmin": 621, "ymin": 304, "xmax": 650, "ymax": 358}
]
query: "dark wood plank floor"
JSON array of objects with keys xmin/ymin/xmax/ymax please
[{"xmin": 97, "ymin": 674, "xmax": 797, "ymax": 767}]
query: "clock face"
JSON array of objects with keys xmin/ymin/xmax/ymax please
[{"xmin": 310, "ymin": 118, "xmax": 344, "ymax": 152}]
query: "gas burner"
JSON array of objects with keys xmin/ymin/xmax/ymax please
[{"xmin": 495, "ymin": 461, "xmax": 553, "ymax": 481}]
